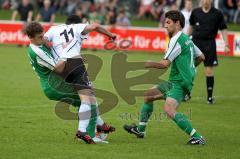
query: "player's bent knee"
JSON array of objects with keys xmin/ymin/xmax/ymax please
[{"xmin": 163, "ymin": 105, "xmax": 176, "ymax": 118}]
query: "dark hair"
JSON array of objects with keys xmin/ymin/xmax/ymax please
[
  {"xmin": 66, "ymin": 15, "xmax": 82, "ymax": 24},
  {"xmin": 25, "ymin": 22, "xmax": 44, "ymax": 38},
  {"xmin": 119, "ymin": 9, "xmax": 125, "ymax": 14},
  {"xmin": 165, "ymin": 10, "xmax": 185, "ymax": 28}
]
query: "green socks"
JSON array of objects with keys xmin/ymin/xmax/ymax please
[
  {"xmin": 86, "ymin": 104, "xmax": 97, "ymax": 138},
  {"xmin": 137, "ymin": 104, "xmax": 202, "ymax": 139},
  {"xmin": 137, "ymin": 103, "xmax": 153, "ymax": 132},
  {"xmin": 173, "ymin": 112, "xmax": 201, "ymax": 139}
]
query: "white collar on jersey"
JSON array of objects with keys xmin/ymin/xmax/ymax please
[{"xmin": 170, "ymin": 31, "xmax": 182, "ymax": 42}]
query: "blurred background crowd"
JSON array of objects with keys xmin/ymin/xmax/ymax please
[{"xmin": 1, "ymin": 0, "xmax": 240, "ymax": 27}]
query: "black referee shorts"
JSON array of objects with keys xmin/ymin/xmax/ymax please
[
  {"xmin": 64, "ymin": 58, "xmax": 92, "ymax": 91},
  {"xmin": 192, "ymin": 38, "xmax": 218, "ymax": 67}
]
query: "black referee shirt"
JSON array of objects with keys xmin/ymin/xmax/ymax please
[{"xmin": 189, "ymin": 7, "xmax": 227, "ymax": 40}]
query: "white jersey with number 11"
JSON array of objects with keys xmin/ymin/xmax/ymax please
[{"xmin": 44, "ymin": 23, "xmax": 89, "ymax": 61}]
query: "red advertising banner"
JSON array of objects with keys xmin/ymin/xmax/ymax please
[
  {"xmin": 0, "ymin": 20, "xmax": 236, "ymax": 56},
  {"xmin": 82, "ymin": 27, "xmax": 168, "ymax": 52}
]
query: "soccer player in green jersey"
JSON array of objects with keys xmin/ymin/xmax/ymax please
[
  {"xmin": 124, "ymin": 10, "xmax": 206, "ymax": 145},
  {"xmin": 25, "ymin": 21, "xmax": 115, "ymax": 144}
]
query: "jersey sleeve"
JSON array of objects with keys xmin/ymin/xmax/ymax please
[
  {"xmin": 44, "ymin": 26, "xmax": 54, "ymax": 41},
  {"xmin": 36, "ymin": 51, "xmax": 56, "ymax": 70},
  {"xmin": 36, "ymin": 56, "xmax": 55, "ymax": 70},
  {"xmin": 218, "ymin": 11, "xmax": 227, "ymax": 30},
  {"xmin": 74, "ymin": 23, "xmax": 89, "ymax": 40},
  {"xmin": 164, "ymin": 41, "xmax": 181, "ymax": 62},
  {"xmin": 30, "ymin": 45, "xmax": 56, "ymax": 70},
  {"xmin": 193, "ymin": 43, "xmax": 203, "ymax": 58}
]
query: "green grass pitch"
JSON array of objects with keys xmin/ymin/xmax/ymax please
[{"xmin": 0, "ymin": 45, "xmax": 240, "ymax": 159}]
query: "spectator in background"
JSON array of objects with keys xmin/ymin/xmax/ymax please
[
  {"xmin": 75, "ymin": 7, "xmax": 88, "ymax": 23},
  {"xmin": 159, "ymin": 3, "xmax": 178, "ymax": 27},
  {"xmin": 36, "ymin": 0, "xmax": 56, "ymax": 10},
  {"xmin": 95, "ymin": 0, "xmax": 105, "ymax": 4},
  {"xmin": 106, "ymin": 8, "xmax": 117, "ymax": 26},
  {"xmin": 10, "ymin": 0, "xmax": 19, "ymax": 10},
  {"xmin": 138, "ymin": 0, "xmax": 155, "ymax": 19},
  {"xmin": 36, "ymin": 0, "xmax": 44, "ymax": 9},
  {"xmin": 94, "ymin": 0, "xmax": 105, "ymax": 15},
  {"xmin": 95, "ymin": 0, "xmax": 106, "ymax": 12},
  {"xmin": 105, "ymin": 0, "xmax": 118, "ymax": 26},
  {"xmin": 58, "ymin": 0, "xmax": 67, "ymax": 15},
  {"xmin": 11, "ymin": 0, "xmax": 33, "ymax": 46},
  {"xmin": 151, "ymin": 0, "xmax": 165, "ymax": 20},
  {"xmin": 221, "ymin": 0, "xmax": 237, "ymax": 23},
  {"xmin": 81, "ymin": 0, "xmax": 93, "ymax": 13},
  {"xmin": 105, "ymin": 0, "xmax": 117, "ymax": 15},
  {"xmin": 66, "ymin": 0, "xmax": 77, "ymax": 16},
  {"xmin": 233, "ymin": 0, "xmax": 240, "ymax": 23},
  {"xmin": 35, "ymin": 0, "xmax": 56, "ymax": 25},
  {"xmin": 11, "ymin": 0, "xmax": 33, "ymax": 23},
  {"xmin": 181, "ymin": 0, "xmax": 192, "ymax": 34},
  {"xmin": 89, "ymin": 9, "xmax": 105, "ymax": 24},
  {"xmin": 1, "ymin": 0, "xmax": 11, "ymax": 9},
  {"xmin": 178, "ymin": 0, "xmax": 186, "ymax": 10},
  {"xmin": 164, "ymin": 0, "xmax": 177, "ymax": 11},
  {"xmin": 116, "ymin": 9, "xmax": 131, "ymax": 27}
]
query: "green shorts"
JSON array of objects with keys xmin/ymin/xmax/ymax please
[
  {"xmin": 156, "ymin": 81, "xmax": 190, "ymax": 104},
  {"xmin": 42, "ymin": 73, "xmax": 81, "ymax": 107},
  {"xmin": 44, "ymin": 87, "xmax": 81, "ymax": 107}
]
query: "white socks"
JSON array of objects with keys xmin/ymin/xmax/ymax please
[
  {"xmin": 95, "ymin": 105, "xmax": 104, "ymax": 126},
  {"xmin": 78, "ymin": 102, "xmax": 104, "ymax": 132},
  {"xmin": 78, "ymin": 103, "xmax": 91, "ymax": 132},
  {"xmin": 97, "ymin": 116, "xmax": 104, "ymax": 126}
]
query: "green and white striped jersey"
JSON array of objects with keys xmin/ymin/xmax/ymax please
[
  {"xmin": 27, "ymin": 43, "xmax": 57, "ymax": 91},
  {"xmin": 164, "ymin": 31, "xmax": 203, "ymax": 91}
]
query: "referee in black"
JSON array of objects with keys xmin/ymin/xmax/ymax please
[{"xmin": 188, "ymin": 0, "xmax": 230, "ymax": 104}]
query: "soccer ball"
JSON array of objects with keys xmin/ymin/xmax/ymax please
[{"xmin": 95, "ymin": 132, "xmax": 108, "ymax": 141}]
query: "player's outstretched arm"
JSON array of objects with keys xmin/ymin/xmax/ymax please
[
  {"xmin": 145, "ymin": 59, "xmax": 170, "ymax": 69},
  {"xmin": 82, "ymin": 23, "xmax": 116, "ymax": 40}
]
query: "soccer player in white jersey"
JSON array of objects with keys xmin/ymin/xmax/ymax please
[
  {"xmin": 26, "ymin": 16, "xmax": 116, "ymax": 144},
  {"xmin": 43, "ymin": 15, "xmax": 117, "ymax": 144}
]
